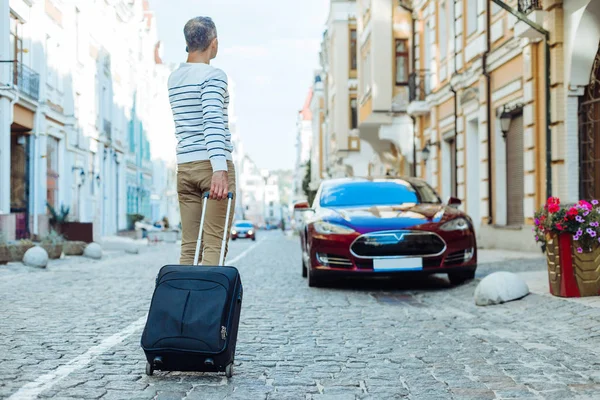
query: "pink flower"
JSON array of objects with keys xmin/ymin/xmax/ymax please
[
  {"xmin": 576, "ymin": 216, "xmax": 585, "ymax": 223},
  {"xmin": 593, "ymin": 200, "xmax": 599, "ymax": 206},
  {"xmin": 579, "ymin": 200, "xmax": 593, "ymax": 211},
  {"xmin": 577, "ymin": 247, "xmax": 583, "ymax": 253}
]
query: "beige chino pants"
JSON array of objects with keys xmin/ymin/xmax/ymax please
[{"xmin": 177, "ymin": 160, "xmax": 236, "ymax": 265}]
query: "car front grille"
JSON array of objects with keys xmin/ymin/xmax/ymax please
[{"xmin": 351, "ymin": 231, "xmax": 446, "ymax": 258}]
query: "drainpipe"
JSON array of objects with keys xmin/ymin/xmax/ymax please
[
  {"xmin": 490, "ymin": 0, "xmax": 552, "ymax": 199},
  {"xmin": 483, "ymin": 7, "xmax": 493, "ymax": 225},
  {"xmin": 32, "ymin": 107, "xmax": 42, "ymax": 237},
  {"xmin": 450, "ymin": 0, "xmax": 458, "ymax": 198},
  {"xmin": 450, "ymin": 84, "xmax": 458, "ymax": 197},
  {"xmin": 399, "ymin": 1, "xmax": 416, "ymax": 177},
  {"xmin": 411, "ymin": 115, "xmax": 417, "ymax": 177}
]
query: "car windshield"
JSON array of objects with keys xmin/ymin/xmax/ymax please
[
  {"xmin": 235, "ymin": 222, "xmax": 253, "ymax": 228},
  {"xmin": 319, "ymin": 180, "xmax": 441, "ymax": 208}
]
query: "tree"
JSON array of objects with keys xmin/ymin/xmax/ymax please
[{"xmin": 302, "ymin": 160, "xmax": 316, "ymax": 205}]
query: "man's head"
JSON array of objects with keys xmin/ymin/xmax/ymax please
[{"xmin": 184, "ymin": 17, "xmax": 218, "ymax": 59}]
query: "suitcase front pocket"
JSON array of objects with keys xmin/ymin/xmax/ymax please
[{"xmin": 143, "ymin": 279, "xmax": 229, "ymax": 353}]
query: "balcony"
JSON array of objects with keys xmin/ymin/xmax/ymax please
[
  {"xmin": 4, "ymin": 61, "xmax": 40, "ymax": 101},
  {"xmin": 407, "ymin": 71, "xmax": 431, "ymax": 116}
]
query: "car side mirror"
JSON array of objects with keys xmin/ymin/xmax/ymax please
[{"xmin": 447, "ymin": 197, "xmax": 462, "ymax": 208}]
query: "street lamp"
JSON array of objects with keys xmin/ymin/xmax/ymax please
[
  {"xmin": 499, "ymin": 106, "xmax": 512, "ymax": 139},
  {"xmin": 420, "ymin": 140, "xmax": 438, "ymax": 164}
]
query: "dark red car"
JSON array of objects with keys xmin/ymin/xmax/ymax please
[{"xmin": 294, "ymin": 177, "xmax": 477, "ymax": 287}]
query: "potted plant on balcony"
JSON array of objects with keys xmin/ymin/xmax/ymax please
[
  {"xmin": 534, "ymin": 197, "xmax": 600, "ymax": 297},
  {"xmin": 0, "ymin": 233, "xmax": 9, "ymax": 265},
  {"xmin": 40, "ymin": 230, "xmax": 64, "ymax": 260}
]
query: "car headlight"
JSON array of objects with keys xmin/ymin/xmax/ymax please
[
  {"xmin": 248, "ymin": 230, "xmax": 254, "ymax": 235},
  {"xmin": 440, "ymin": 218, "xmax": 470, "ymax": 231},
  {"xmin": 231, "ymin": 229, "xmax": 237, "ymax": 235},
  {"xmin": 313, "ymin": 221, "xmax": 356, "ymax": 235}
]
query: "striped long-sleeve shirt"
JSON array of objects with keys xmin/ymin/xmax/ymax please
[{"xmin": 168, "ymin": 63, "xmax": 233, "ymax": 172}]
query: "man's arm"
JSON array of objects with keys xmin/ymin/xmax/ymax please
[{"xmin": 201, "ymin": 70, "xmax": 229, "ymax": 200}]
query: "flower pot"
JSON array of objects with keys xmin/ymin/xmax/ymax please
[
  {"xmin": 8, "ymin": 243, "xmax": 35, "ymax": 262},
  {"xmin": 41, "ymin": 243, "xmax": 63, "ymax": 260},
  {"xmin": 0, "ymin": 244, "xmax": 9, "ymax": 265},
  {"xmin": 545, "ymin": 233, "xmax": 600, "ymax": 297},
  {"xmin": 63, "ymin": 241, "xmax": 86, "ymax": 256}
]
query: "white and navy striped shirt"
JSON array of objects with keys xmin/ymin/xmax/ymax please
[{"xmin": 168, "ymin": 63, "xmax": 233, "ymax": 172}]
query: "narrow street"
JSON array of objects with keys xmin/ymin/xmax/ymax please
[{"xmin": 1, "ymin": 232, "xmax": 600, "ymax": 400}]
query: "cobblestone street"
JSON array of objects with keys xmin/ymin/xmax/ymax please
[{"xmin": 1, "ymin": 232, "xmax": 600, "ymax": 400}]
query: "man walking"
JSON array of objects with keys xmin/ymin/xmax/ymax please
[{"xmin": 168, "ymin": 17, "xmax": 235, "ymax": 265}]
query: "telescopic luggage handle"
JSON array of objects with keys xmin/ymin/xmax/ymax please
[{"xmin": 193, "ymin": 192, "xmax": 234, "ymax": 266}]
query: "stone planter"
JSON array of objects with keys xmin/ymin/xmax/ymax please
[
  {"xmin": 545, "ymin": 234, "xmax": 600, "ymax": 297},
  {"xmin": 63, "ymin": 241, "xmax": 86, "ymax": 256},
  {"xmin": 0, "ymin": 244, "xmax": 9, "ymax": 265},
  {"xmin": 41, "ymin": 243, "xmax": 63, "ymax": 260},
  {"xmin": 7, "ymin": 243, "xmax": 35, "ymax": 262}
]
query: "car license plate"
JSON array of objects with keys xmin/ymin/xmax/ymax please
[
  {"xmin": 238, "ymin": 233, "xmax": 246, "ymax": 238},
  {"xmin": 373, "ymin": 258, "xmax": 423, "ymax": 272}
]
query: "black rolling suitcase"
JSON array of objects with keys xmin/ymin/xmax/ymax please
[{"xmin": 141, "ymin": 192, "xmax": 242, "ymax": 378}]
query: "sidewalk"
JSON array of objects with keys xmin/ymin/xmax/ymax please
[{"xmin": 478, "ymin": 248, "xmax": 600, "ymax": 309}]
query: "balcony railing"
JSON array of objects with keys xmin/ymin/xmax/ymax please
[
  {"xmin": 408, "ymin": 71, "xmax": 430, "ymax": 103},
  {"xmin": 518, "ymin": 0, "xmax": 542, "ymax": 14},
  {"xmin": 1, "ymin": 60, "xmax": 40, "ymax": 100}
]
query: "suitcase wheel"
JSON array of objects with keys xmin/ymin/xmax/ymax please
[
  {"xmin": 225, "ymin": 363, "xmax": 233, "ymax": 378},
  {"xmin": 145, "ymin": 361, "xmax": 154, "ymax": 376}
]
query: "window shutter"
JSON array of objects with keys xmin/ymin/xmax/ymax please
[{"xmin": 506, "ymin": 114, "xmax": 524, "ymax": 226}]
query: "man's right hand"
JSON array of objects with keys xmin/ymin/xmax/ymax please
[{"xmin": 210, "ymin": 171, "xmax": 229, "ymax": 200}]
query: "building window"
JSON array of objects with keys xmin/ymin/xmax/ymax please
[
  {"xmin": 438, "ymin": 2, "xmax": 447, "ymax": 59},
  {"xmin": 467, "ymin": 0, "xmax": 478, "ymax": 35},
  {"xmin": 10, "ymin": 14, "xmax": 22, "ymax": 65},
  {"xmin": 350, "ymin": 97, "xmax": 358, "ymax": 129},
  {"xmin": 350, "ymin": 29, "xmax": 357, "ymax": 71},
  {"xmin": 395, "ymin": 39, "xmax": 409, "ymax": 85},
  {"xmin": 361, "ymin": 40, "xmax": 372, "ymax": 95},
  {"xmin": 47, "ymin": 137, "xmax": 60, "ymax": 209}
]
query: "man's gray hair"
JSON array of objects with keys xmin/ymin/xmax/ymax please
[{"xmin": 184, "ymin": 17, "xmax": 217, "ymax": 52}]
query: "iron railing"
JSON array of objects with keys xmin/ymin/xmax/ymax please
[
  {"xmin": 408, "ymin": 71, "xmax": 430, "ymax": 102},
  {"xmin": 1, "ymin": 60, "xmax": 40, "ymax": 100},
  {"xmin": 518, "ymin": 0, "xmax": 542, "ymax": 14}
]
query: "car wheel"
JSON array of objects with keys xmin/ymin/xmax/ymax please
[
  {"xmin": 302, "ymin": 255, "xmax": 307, "ymax": 278},
  {"xmin": 307, "ymin": 264, "xmax": 325, "ymax": 288},
  {"xmin": 252, "ymin": 237, "xmax": 256, "ymax": 241},
  {"xmin": 448, "ymin": 269, "xmax": 476, "ymax": 286}
]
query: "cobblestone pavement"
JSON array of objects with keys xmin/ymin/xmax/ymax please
[{"xmin": 1, "ymin": 232, "xmax": 600, "ymax": 400}]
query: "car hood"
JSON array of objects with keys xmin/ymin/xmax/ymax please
[{"xmin": 319, "ymin": 203, "xmax": 463, "ymax": 232}]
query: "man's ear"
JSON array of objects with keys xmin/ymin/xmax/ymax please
[{"xmin": 185, "ymin": 46, "xmax": 189, "ymax": 53}]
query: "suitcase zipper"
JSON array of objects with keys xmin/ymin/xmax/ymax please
[{"xmin": 221, "ymin": 326, "xmax": 227, "ymax": 340}]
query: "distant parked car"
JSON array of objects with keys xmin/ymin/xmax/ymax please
[
  {"xmin": 295, "ymin": 177, "xmax": 477, "ymax": 287},
  {"xmin": 231, "ymin": 220, "xmax": 256, "ymax": 241}
]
